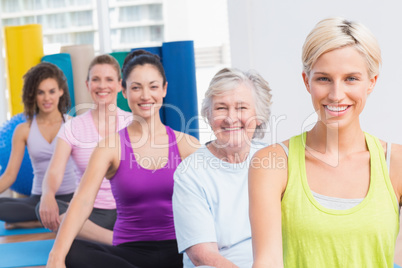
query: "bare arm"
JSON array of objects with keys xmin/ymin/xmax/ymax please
[
  {"xmin": 249, "ymin": 145, "xmax": 288, "ymax": 268},
  {"xmin": 186, "ymin": 243, "xmax": 238, "ymax": 268},
  {"xmin": 389, "ymin": 143, "xmax": 402, "ymax": 205},
  {"xmin": 46, "ymin": 135, "xmax": 119, "ymax": 267},
  {"xmin": 39, "ymin": 138, "xmax": 72, "ymax": 231},
  {"xmin": 0, "ymin": 123, "xmax": 29, "ymax": 193},
  {"xmin": 175, "ymin": 131, "xmax": 200, "ymax": 160}
]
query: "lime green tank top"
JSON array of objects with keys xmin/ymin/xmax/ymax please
[{"xmin": 282, "ymin": 132, "xmax": 399, "ymax": 267}]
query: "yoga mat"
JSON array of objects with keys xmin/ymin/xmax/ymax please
[
  {"xmin": 395, "ymin": 264, "xmax": 402, "ymax": 268},
  {"xmin": 0, "ymin": 239, "xmax": 54, "ymax": 267},
  {"xmin": 41, "ymin": 53, "xmax": 76, "ymax": 110},
  {"xmin": 4, "ymin": 24, "xmax": 44, "ymax": 116},
  {"xmin": 0, "ymin": 221, "xmax": 51, "ymax": 236},
  {"xmin": 60, "ymin": 44, "xmax": 94, "ymax": 115},
  {"xmin": 161, "ymin": 41, "xmax": 199, "ymax": 139},
  {"xmin": 110, "ymin": 51, "xmax": 130, "ymax": 112}
]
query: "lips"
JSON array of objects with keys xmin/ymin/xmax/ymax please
[
  {"xmin": 325, "ymin": 105, "xmax": 349, "ymax": 112},
  {"xmin": 222, "ymin": 126, "xmax": 242, "ymax": 131},
  {"xmin": 97, "ymin": 92, "xmax": 110, "ymax": 96}
]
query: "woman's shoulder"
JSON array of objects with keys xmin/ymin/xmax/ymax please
[
  {"xmin": 173, "ymin": 130, "xmax": 200, "ymax": 159},
  {"xmin": 253, "ymin": 139, "xmax": 290, "ymax": 159}
]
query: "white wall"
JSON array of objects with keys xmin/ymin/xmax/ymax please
[{"xmin": 227, "ymin": 0, "xmax": 402, "ymax": 144}]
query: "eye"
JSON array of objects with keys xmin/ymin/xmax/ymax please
[
  {"xmin": 216, "ymin": 106, "xmax": 226, "ymax": 110},
  {"xmin": 131, "ymin": 86, "xmax": 140, "ymax": 91},
  {"xmin": 151, "ymin": 85, "xmax": 159, "ymax": 90},
  {"xmin": 346, "ymin": 76, "xmax": 358, "ymax": 82},
  {"xmin": 316, "ymin": 77, "xmax": 330, "ymax": 82},
  {"xmin": 237, "ymin": 106, "xmax": 247, "ymax": 110}
]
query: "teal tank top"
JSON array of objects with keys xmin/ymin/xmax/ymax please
[{"xmin": 282, "ymin": 132, "xmax": 399, "ymax": 267}]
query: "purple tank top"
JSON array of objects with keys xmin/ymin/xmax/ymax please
[{"xmin": 110, "ymin": 126, "xmax": 182, "ymax": 245}]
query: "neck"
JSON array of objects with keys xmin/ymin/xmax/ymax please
[
  {"xmin": 307, "ymin": 121, "xmax": 366, "ymax": 163},
  {"xmin": 129, "ymin": 115, "xmax": 165, "ymax": 137},
  {"xmin": 208, "ymin": 141, "xmax": 251, "ymax": 163},
  {"xmin": 36, "ymin": 109, "xmax": 62, "ymax": 122}
]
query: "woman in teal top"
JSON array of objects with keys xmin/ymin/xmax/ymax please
[{"xmin": 249, "ymin": 17, "xmax": 402, "ymax": 268}]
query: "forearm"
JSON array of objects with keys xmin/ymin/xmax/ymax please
[
  {"xmin": 42, "ymin": 169, "xmax": 65, "ymax": 197},
  {"xmin": 191, "ymin": 252, "xmax": 238, "ymax": 268},
  {"xmin": 0, "ymin": 173, "xmax": 16, "ymax": 193},
  {"xmin": 187, "ymin": 244, "xmax": 239, "ymax": 268},
  {"xmin": 50, "ymin": 194, "xmax": 94, "ymax": 258}
]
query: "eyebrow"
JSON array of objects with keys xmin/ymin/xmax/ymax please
[
  {"xmin": 313, "ymin": 72, "xmax": 363, "ymax": 76},
  {"xmin": 214, "ymin": 101, "xmax": 251, "ymax": 106}
]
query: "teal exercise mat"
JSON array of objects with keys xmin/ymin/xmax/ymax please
[
  {"xmin": 0, "ymin": 239, "xmax": 54, "ymax": 267},
  {"xmin": 0, "ymin": 221, "xmax": 51, "ymax": 236}
]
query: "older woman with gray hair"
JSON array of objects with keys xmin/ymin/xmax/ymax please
[{"xmin": 172, "ymin": 67, "xmax": 272, "ymax": 268}]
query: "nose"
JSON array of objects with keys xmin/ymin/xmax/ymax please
[
  {"xmin": 44, "ymin": 92, "xmax": 51, "ymax": 101},
  {"xmin": 224, "ymin": 107, "xmax": 240, "ymax": 125},
  {"xmin": 328, "ymin": 81, "xmax": 346, "ymax": 102},
  {"xmin": 141, "ymin": 88, "xmax": 151, "ymax": 100}
]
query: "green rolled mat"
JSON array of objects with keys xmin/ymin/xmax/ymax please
[{"xmin": 110, "ymin": 51, "xmax": 131, "ymax": 112}]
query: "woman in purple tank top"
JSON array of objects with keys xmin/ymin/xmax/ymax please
[
  {"xmin": 0, "ymin": 62, "xmax": 75, "ymax": 229},
  {"xmin": 46, "ymin": 50, "xmax": 200, "ymax": 268}
]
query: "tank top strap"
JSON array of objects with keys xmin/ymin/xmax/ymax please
[
  {"xmin": 165, "ymin": 126, "xmax": 181, "ymax": 166},
  {"xmin": 364, "ymin": 132, "xmax": 399, "ymax": 214}
]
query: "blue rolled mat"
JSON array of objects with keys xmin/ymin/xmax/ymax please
[
  {"xmin": 395, "ymin": 264, "xmax": 402, "ymax": 268},
  {"xmin": 161, "ymin": 41, "xmax": 199, "ymax": 139},
  {"xmin": 130, "ymin": 46, "xmax": 162, "ymax": 58},
  {"xmin": 0, "ymin": 239, "xmax": 54, "ymax": 267},
  {"xmin": 0, "ymin": 221, "xmax": 51, "ymax": 236},
  {"xmin": 41, "ymin": 53, "xmax": 76, "ymax": 110}
]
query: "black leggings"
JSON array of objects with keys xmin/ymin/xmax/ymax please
[
  {"xmin": 65, "ymin": 239, "xmax": 183, "ymax": 268},
  {"xmin": 0, "ymin": 193, "xmax": 73, "ymax": 223}
]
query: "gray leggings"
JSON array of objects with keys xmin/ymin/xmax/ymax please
[
  {"xmin": 0, "ymin": 193, "xmax": 73, "ymax": 223},
  {"xmin": 35, "ymin": 199, "xmax": 117, "ymax": 230}
]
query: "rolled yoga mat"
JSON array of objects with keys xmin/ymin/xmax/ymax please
[
  {"xmin": 110, "ymin": 51, "xmax": 130, "ymax": 112},
  {"xmin": 60, "ymin": 44, "xmax": 94, "ymax": 115},
  {"xmin": 161, "ymin": 41, "xmax": 199, "ymax": 139},
  {"xmin": 4, "ymin": 24, "xmax": 44, "ymax": 116},
  {"xmin": 41, "ymin": 53, "xmax": 76, "ymax": 110}
]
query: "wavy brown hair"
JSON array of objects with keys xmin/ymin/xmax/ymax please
[{"xmin": 22, "ymin": 62, "xmax": 71, "ymax": 122}]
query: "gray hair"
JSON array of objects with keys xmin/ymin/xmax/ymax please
[{"xmin": 201, "ymin": 67, "xmax": 272, "ymax": 139}]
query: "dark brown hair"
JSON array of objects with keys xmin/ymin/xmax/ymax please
[
  {"xmin": 121, "ymin": 49, "xmax": 166, "ymax": 89},
  {"xmin": 22, "ymin": 62, "xmax": 70, "ymax": 122}
]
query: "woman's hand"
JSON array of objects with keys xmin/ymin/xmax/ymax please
[
  {"xmin": 39, "ymin": 194, "xmax": 60, "ymax": 231},
  {"xmin": 46, "ymin": 250, "xmax": 66, "ymax": 268}
]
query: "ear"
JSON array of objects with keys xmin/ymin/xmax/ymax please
[
  {"xmin": 302, "ymin": 72, "xmax": 311, "ymax": 94},
  {"xmin": 117, "ymin": 79, "xmax": 122, "ymax": 93},
  {"xmin": 121, "ymin": 87, "xmax": 127, "ymax": 99},
  {"xmin": 86, "ymin": 80, "xmax": 90, "ymax": 92},
  {"xmin": 162, "ymin": 82, "xmax": 168, "ymax": 98},
  {"xmin": 59, "ymin": 88, "xmax": 64, "ymax": 97},
  {"xmin": 367, "ymin": 74, "xmax": 378, "ymax": 95}
]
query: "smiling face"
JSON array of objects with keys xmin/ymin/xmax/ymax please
[
  {"xmin": 122, "ymin": 64, "xmax": 167, "ymax": 120},
  {"xmin": 86, "ymin": 63, "xmax": 122, "ymax": 106},
  {"xmin": 36, "ymin": 78, "xmax": 64, "ymax": 114},
  {"xmin": 210, "ymin": 82, "xmax": 260, "ymax": 149},
  {"xmin": 303, "ymin": 45, "xmax": 377, "ymax": 129}
]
